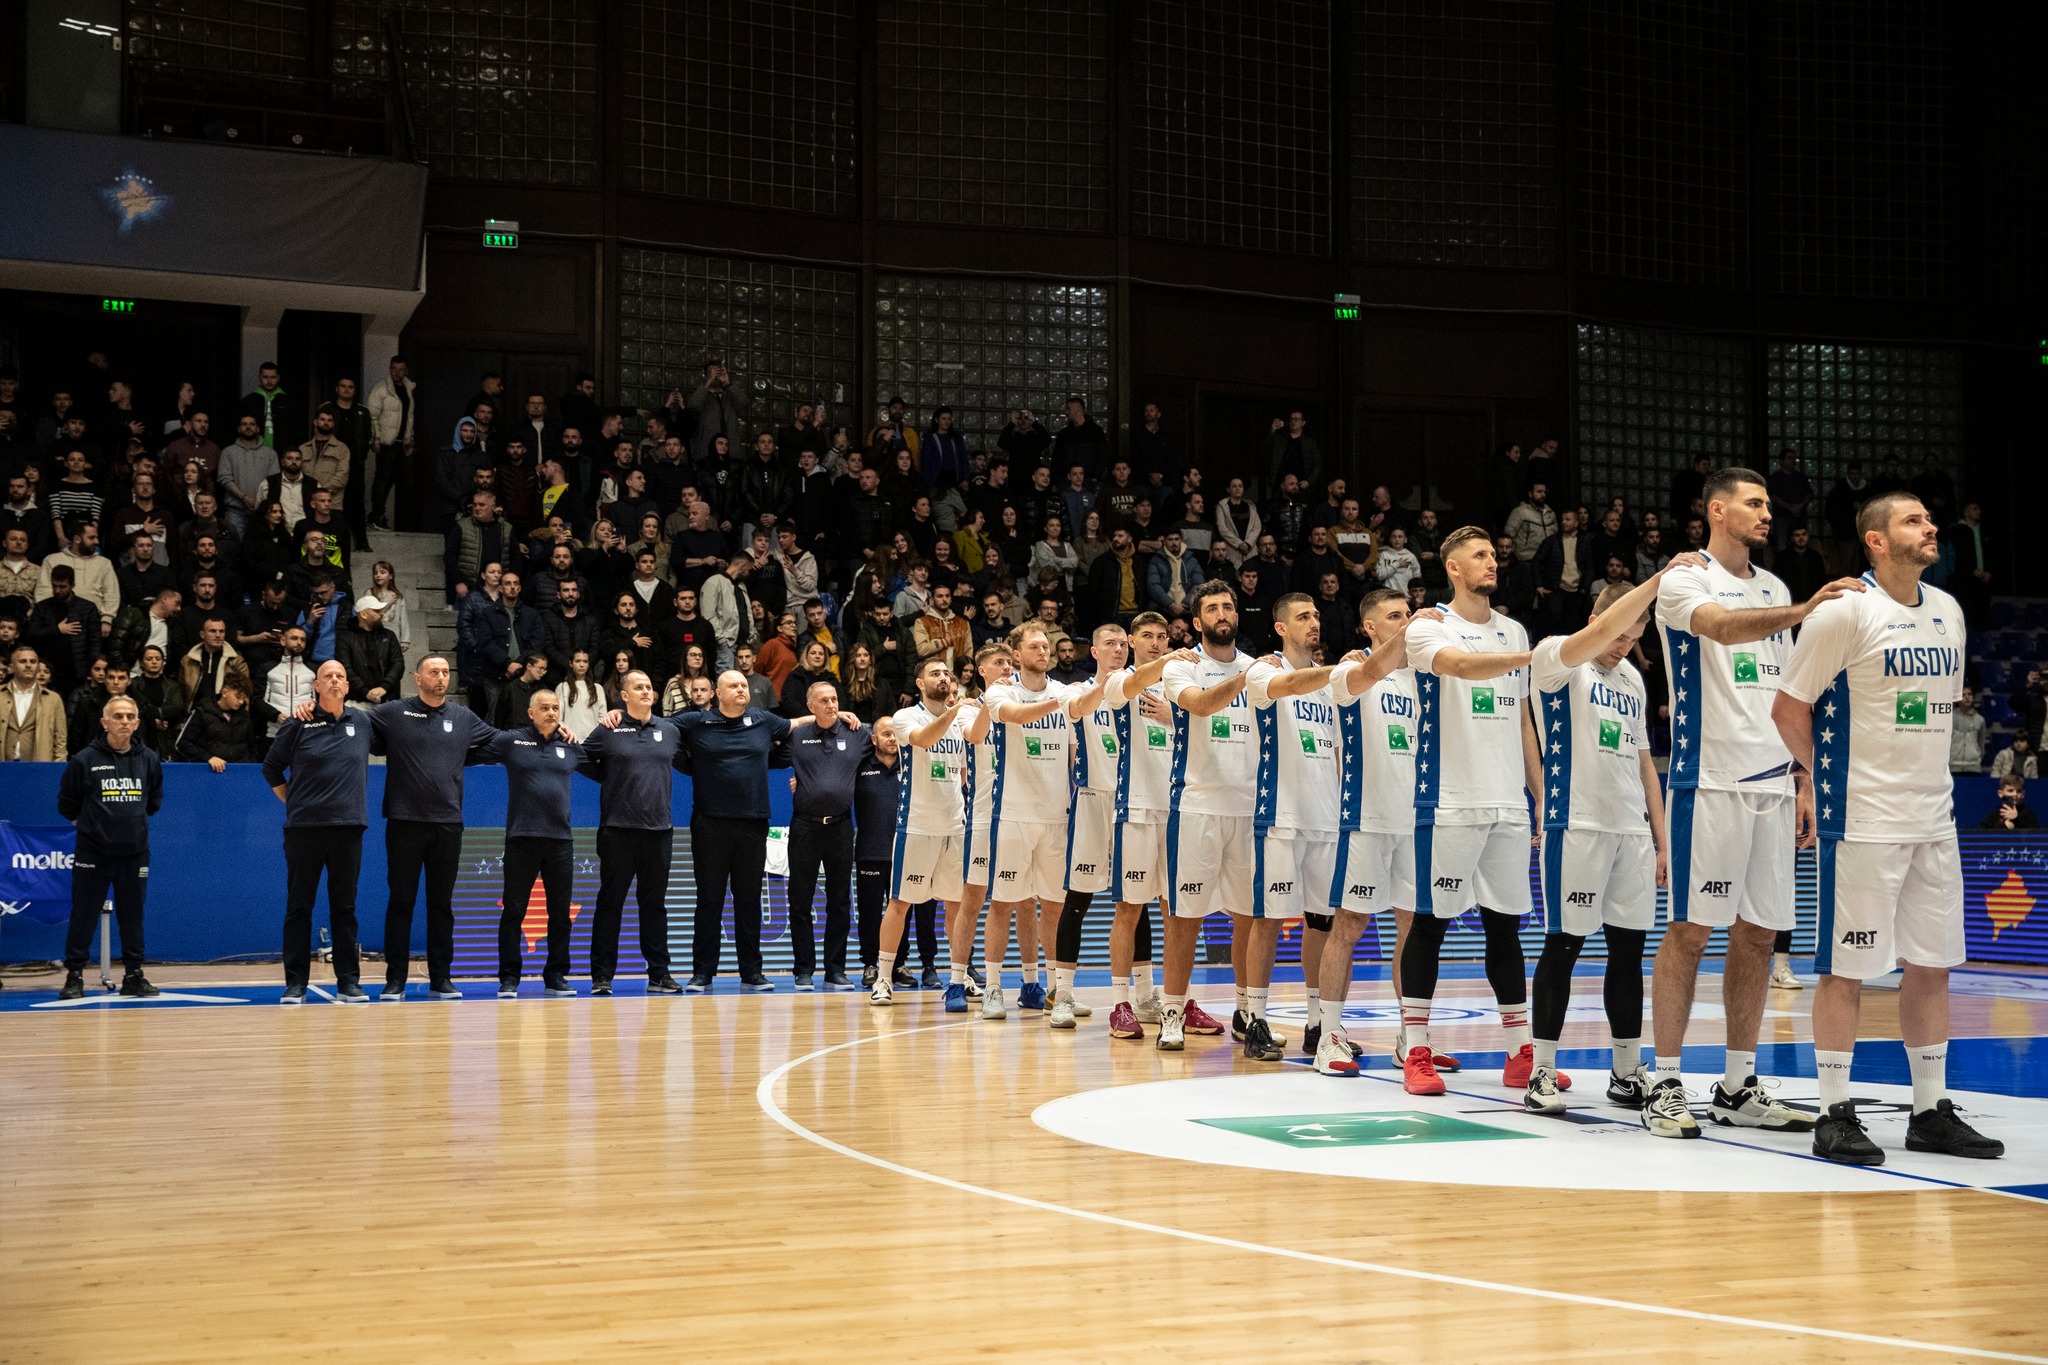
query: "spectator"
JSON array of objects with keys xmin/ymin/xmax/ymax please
[
  {"xmin": 216, "ymin": 414, "xmax": 279, "ymax": 542},
  {"xmin": 239, "ymin": 361, "xmax": 302, "ymax": 453},
  {"xmin": 1146, "ymin": 529, "xmax": 1202, "ymax": 621},
  {"xmin": 699, "ymin": 554, "xmax": 754, "ymax": 673},
  {"xmin": 0, "ymin": 526, "xmax": 38, "ymax": 620},
  {"xmin": 107, "ymin": 473, "xmax": 172, "ymax": 564},
  {"xmin": 336, "ymin": 601, "xmax": 403, "ymax": 703},
  {"xmin": 365, "ymin": 355, "xmax": 417, "ymax": 531},
  {"xmin": 66, "ymin": 658, "xmax": 111, "ymax": 754},
  {"xmin": 130, "ymin": 645, "xmax": 184, "ymax": 759},
  {"xmin": 779, "ymin": 639, "xmax": 836, "ymax": 718},
  {"xmin": 1215, "ymin": 477, "xmax": 1260, "ymax": 565},
  {"xmin": 2, "ymin": 473, "xmax": 56, "ymax": 562},
  {"xmin": 557, "ymin": 650, "xmax": 608, "ymax": 735},
  {"xmin": 1169, "ymin": 490, "xmax": 1213, "ymax": 558},
  {"xmin": 1029, "ymin": 514, "xmax": 1080, "ymax": 592},
  {"xmin": 1263, "ymin": 472, "xmax": 1310, "ymax": 561},
  {"xmin": 1329, "ymin": 497, "xmax": 1377, "ymax": 588},
  {"xmin": 911, "ymin": 584, "xmax": 971, "ymax": 671},
  {"xmin": 1374, "ymin": 527, "xmax": 1422, "ymax": 594},
  {"xmin": 1086, "ymin": 526, "xmax": 1142, "ymax": 627},
  {"xmin": 1949, "ymin": 687, "xmax": 1987, "ymax": 775},
  {"xmin": 1634, "ymin": 526, "xmax": 1671, "ymax": 585},
  {"xmin": 296, "ymin": 572, "xmax": 347, "ymax": 666},
  {"xmin": 1051, "ymin": 397, "xmax": 1106, "ymax": 478},
  {"xmin": 685, "ymin": 361, "xmax": 743, "ymax": 462},
  {"xmin": 27, "ymin": 564, "xmax": 101, "ymax": 694},
  {"xmin": 1289, "ymin": 524, "xmax": 1345, "ymax": 596},
  {"xmin": 2, "ymin": 643, "xmax": 65, "ymax": 759},
  {"xmin": 1946, "ymin": 501, "xmax": 1991, "ymax": 630},
  {"xmin": 952, "ymin": 506, "xmax": 993, "ymax": 575},
  {"xmin": 1910, "ymin": 451, "xmax": 1958, "ymax": 527},
  {"xmin": 1981, "ymin": 774, "xmax": 2038, "ymax": 831},
  {"xmin": 1766, "ymin": 448, "xmax": 1814, "ymax": 549},
  {"xmin": 1992, "ymin": 732, "xmax": 2039, "ymax": 780},
  {"xmin": 1410, "ymin": 508, "xmax": 1447, "ymax": 594},
  {"xmin": 999, "ymin": 407, "xmax": 1051, "ymax": 468},
  {"xmin": 296, "ymin": 408, "xmax": 351, "ymax": 514},
  {"xmin": 853, "ymin": 602, "xmax": 907, "ymax": 703},
  {"xmin": 176, "ymin": 679, "xmax": 258, "ymax": 770},
  {"xmin": 838, "ymin": 643, "xmax": 886, "ymax": 724},
  {"xmin": 1772, "ymin": 525, "xmax": 1829, "ymax": 605},
  {"xmin": 179, "ymin": 614, "xmax": 251, "ymax": 712},
  {"xmin": 46, "ymin": 449, "xmax": 104, "ymax": 528},
  {"xmin": 1666, "ymin": 452, "xmax": 1710, "ymax": 527},
  {"xmin": 756, "ymin": 613, "xmax": 801, "ymax": 696},
  {"xmin": 435, "ymin": 418, "xmax": 489, "ymax": 526},
  {"xmin": 1311, "ymin": 573, "xmax": 1355, "ymax": 656},
  {"xmin": 922, "ymin": 407, "xmax": 971, "ymax": 488},
  {"xmin": 1504, "ymin": 482, "xmax": 1557, "ymax": 562},
  {"xmin": 773, "ymin": 525, "xmax": 819, "ymax": 610},
  {"xmin": 445, "ymin": 491, "xmax": 510, "ymax": 598},
  {"xmin": 1264, "ymin": 409, "xmax": 1321, "ymax": 491},
  {"xmin": 1824, "ymin": 460, "xmax": 1873, "ymax": 542},
  {"xmin": 261, "ymin": 623, "xmax": 316, "ymax": 736},
  {"xmin": 38, "ymin": 518, "xmax": 120, "ymax": 626},
  {"xmin": 1535, "ymin": 508, "xmax": 1595, "ymax": 634},
  {"xmin": 1492, "ymin": 533, "xmax": 1538, "ymax": 625}
]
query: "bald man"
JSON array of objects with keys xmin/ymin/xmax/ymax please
[{"xmin": 56, "ymin": 695, "xmax": 164, "ymax": 1000}]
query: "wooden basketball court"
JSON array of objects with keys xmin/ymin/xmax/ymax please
[{"xmin": 5, "ymin": 966, "xmax": 2047, "ymax": 1362}]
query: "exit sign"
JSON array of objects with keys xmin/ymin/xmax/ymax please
[
  {"xmin": 1333, "ymin": 292, "xmax": 1360, "ymax": 322},
  {"xmin": 102, "ymin": 298, "xmax": 136, "ymax": 314},
  {"xmin": 483, "ymin": 218, "xmax": 520, "ymax": 249}
]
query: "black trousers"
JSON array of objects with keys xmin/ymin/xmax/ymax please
[
  {"xmin": 592, "ymin": 826, "xmax": 673, "ymax": 982},
  {"xmin": 854, "ymin": 862, "xmax": 936, "ymax": 970},
  {"xmin": 691, "ymin": 815, "xmax": 768, "ymax": 978},
  {"xmin": 499, "ymin": 835, "xmax": 573, "ymax": 981},
  {"xmin": 786, "ymin": 814, "xmax": 854, "ymax": 976},
  {"xmin": 370, "ymin": 441, "xmax": 405, "ymax": 527},
  {"xmin": 64, "ymin": 841, "xmax": 147, "ymax": 973},
  {"xmin": 282, "ymin": 825, "xmax": 364, "ymax": 987},
  {"xmin": 383, "ymin": 818, "xmax": 463, "ymax": 986}
]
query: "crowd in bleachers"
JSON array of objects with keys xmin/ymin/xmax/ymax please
[{"xmin": 0, "ymin": 352, "xmax": 2019, "ymax": 790}]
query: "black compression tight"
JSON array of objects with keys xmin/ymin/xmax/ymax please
[
  {"xmin": 1531, "ymin": 932, "xmax": 1584, "ymax": 1040},
  {"xmin": 1400, "ymin": 908, "xmax": 1528, "ymax": 1005},
  {"xmin": 1055, "ymin": 889, "xmax": 1092, "ymax": 963},
  {"xmin": 1135, "ymin": 906, "xmax": 1154, "ymax": 962},
  {"xmin": 1533, "ymin": 923, "xmax": 1648, "ymax": 1042}
]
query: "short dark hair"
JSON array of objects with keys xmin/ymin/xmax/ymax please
[
  {"xmin": 1702, "ymin": 466, "xmax": 1768, "ymax": 507},
  {"xmin": 1271, "ymin": 591, "xmax": 1315, "ymax": 620},
  {"xmin": 1357, "ymin": 587, "xmax": 1405, "ymax": 620},
  {"xmin": 1854, "ymin": 491, "xmax": 1925, "ymax": 547},
  {"xmin": 1440, "ymin": 524, "xmax": 1491, "ymax": 558},
  {"xmin": 1190, "ymin": 579, "xmax": 1236, "ymax": 615},
  {"xmin": 48, "ymin": 564, "xmax": 75, "ymax": 584}
]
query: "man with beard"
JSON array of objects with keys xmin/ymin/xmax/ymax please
[{"xmin": 870, "ymin": 655, "xmax": 972, "ymax": 1007}]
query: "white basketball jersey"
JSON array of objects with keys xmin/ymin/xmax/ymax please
[
  {"xmin": 1163, "ymin": 648, "xmax": 1253, "ymax": 818},
  {"xmin": 1406, "ymin": 608, "xmax": 1531, "ymax": 813},
  {"xmin": 890, "ymin": 703, "xmax": 966, "ymax": 837},
  {"xmin": 1247, "ymin": 656, "xmax": 1340, "ymax": 834},
  {"xmin": 1657, "ymin": 556, "xmax": 1795, "ymax": 796},
  {"xmin": 1530, "ymin": 637, "xmax": 1652, "ymax": 836}
]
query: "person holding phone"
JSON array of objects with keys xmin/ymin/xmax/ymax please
[{"xmin": 1980, "ymin": 775, "xmax": 2038, "ymax": 830}]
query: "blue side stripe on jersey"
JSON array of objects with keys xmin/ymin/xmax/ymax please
[
  {"xmin": 1074, "ymin": 710, "xmax": 1091, "ymax": 791},
  {"xmin": 1541, "ymin": 827, "xmax": 1565, "ymax": 933},
  {"xmin": 986, "ymin": 729, "xmax": 1007, "ymax": 878},
  {"xmin": 1336, "ymin": 697, "xmax": 1364, "ymax": 835},
  {"xmin": 1815, "ymin": 837, "xmax": 1840, "ymax": 975},
  {"xmin": 1253, "ymin": 701, "xmax": 1280, "ymax": 830},
  {"xmin": 1165, "ymin": 805, "xmax": 1182, "ymax": 902},
  {"xmin": 1539, "ymin": 684, "xmax": 1573, "ymax": 831},
  {"xmin": 1169, "ymin": 704, "xmax": 1192, "ymax": 804},
  {"xmin": 1669, "ymin": 787, "xmax": 1697, "ymax": 922},
  {"xmin": 1113, "ymin": 703, "xmax": 1134, "ymax": 820},
  {"xmin": 1414, "ymin": 673, "xmax": 1441, "ymax": 809},
  {"xmin": 1414, "ymin": 815, "xmax": 1436, "ymax": 914},
  {"xmin": 1813, "ymin": 670, "xmax": 1852, "ymax": 842},
  {"xmin": 889, "ymin": 819, "xmax": 912, "ymax": 901},
  {"xmin": 1252, "ymin": 829, "xmax": 1270, "ymax": 920},
  {"xmin": 1329, "ymin": 830, "xmax": 1352, "ymax": 914},
  {"xmin": 1664, "ymin": 625, "xmax": 1703, "ymax": 790}
]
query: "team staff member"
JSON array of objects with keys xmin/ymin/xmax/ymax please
[
  {"xmin": 483, "ymin": 688, "xmax": 585, "ymax": 998},
  {"xmin": 265, "ymin": 660, "xmax": 375, "ymax": 1004},
  {"xmin": 579, "ymin": 670, "xmax": 687, "ymax": 995},
  {"xmin": 678, "ymin": 670, "xmax": 795, "ymax": 992},
  {"xmin": 785, "ymin": 677, "xmax": 871, "ymax": 991},
  {"xmin": 56, "ymin": 696, "xmax": 164, "ymax": 1000},
  {"xmin": 853, "ymin": 716, "xmax": 904, "ymax": 987}
]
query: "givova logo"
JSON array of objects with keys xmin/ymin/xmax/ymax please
[{"xmin": 12, "ymin": 851, "xmax": 73, "ymax": 871}]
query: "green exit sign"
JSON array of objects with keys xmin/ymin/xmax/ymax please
[
  {"xmin": 483, "ymin": 217, "xmax": 520, "ymax": 249},
  {"xmin": 1333, "ymin": 292, "xmax": 1360, "ymax": 322},
  {"xmin": 102, "ymin": 298, "xmax": 136, "ymax": 314}
]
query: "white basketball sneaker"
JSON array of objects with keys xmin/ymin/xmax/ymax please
[{"xmin": 982, "ymin": 986, "xmax": 1007, "ymax": 1020}]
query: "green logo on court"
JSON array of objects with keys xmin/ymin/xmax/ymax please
[
  {"xmin": 929, "ymin": 760, "xmax": 947, "ymax": 780},
  {"xmin": 1211, "ymin": 716, "xmax": 1231, "ymax": 739},
  {"xmin": 1896, "ymin": 691, "xmax": 1928, "ymax": 725},
  {"xmin": 1298, "ymin": 728, "xmax": 1318, "ymax": 755},
  {"xmin": 1025, "ymin": 736, "xmax": 1043, "ymax": 757},
  {"xmin": 1194, "ymin": 1110, "xmax": 1536, "ymax": 1149},
  {"xmin": 1147, "ymin": 725, "xmax": 1168, "ymax": 748},
  {"xmin": 1598, "ymin": 718, "xmax": 1622, "ymax": 750},
  {"xmin": 1470, "ymin": 687, "xmax": 1495, "ymax": 715},
  {"xmin": 1732, "ymin": 652, "xmax": 1759, "ymax": 683},
  {"xmin": 1100, "ymin": 731, "xmax": 1118, "ymax": 754},
  {"xmin": 1386, "ymin": 725, "xmax": 1410, "ymax": 752}
]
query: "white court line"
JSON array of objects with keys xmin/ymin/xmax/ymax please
[{"xmin": 756, "ymin": 1023, "xmax": 2048, "ymax": 1364}]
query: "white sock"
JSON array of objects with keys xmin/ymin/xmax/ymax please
[
  {"xmin": 1908, "ymin": 1041, "xmax": 1948, "ymax": 1114},
  {"xmin": 1611, "ymin": 1037, "xmax": 1641, "ymax": 1077},
  {"xmin": 1655, "ymin": 1052, "xmax": 1683, "ymax": 1086},
  {"xmin": 1723, "ymin": 1049, "xmax": 1756, "ymax": 1094},
  {"xmin": 1772, "ymin": 952, "xmax": 1792, "ymax": 974},
  {"xmin": 1534, "ymin": 1039, "xmax": 1558, "ymax": 1073},
  {"xmin": 1399, "ymin": 997, "xmax": 1431, "ymax": 1054},
  {"xmin": 951, "ymin": 963, "xmax": 965, "ymax": 985},
  {"xmin": 1023, "ymin": 962, "xmax": 1040, "ymax": 987},
  {"xmin": 1111, "ymin": 974, "xmax": 1132, "ymax": 1007},
  {"xmin": 1135, "ymin": 960, "xmax": 1155, "ymax": 993},
  {"xmin": 878, "ymin": 950, "xmax": 897, "ymax": 984},
  {"xmin": 1247, "ymin": 986, "xmax": 1269, "ymax": 1020},
  {"xmin": 1235, "ymin": 985, "xmax": 1249, "ymax": 1014},
  {"xmin": 1816, "ymin": 1049, "xmax": 1854, "ymax": 1109},
  {"xmin": 1053, "ymin": 967, "xmax": 1074, "ymax": 1000},
  {"xmin": 1168, "ymin": 991, "xmax": 1189, "ymax": 1015},
  {"xmin": 1305, "ymin": 986, "xmax": 1321, "ymax": 1021},
  {"xmin": 1318, "ymin": 998, "xmax": 1344, "ymax": 1035},
  {"xmin": 1500, "ymin": 1004, "xmax": 1532, "ymax": 1051}
]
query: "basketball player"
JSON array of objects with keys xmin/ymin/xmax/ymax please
[
  {"xmin": 980, "ymin": 623, "xmax": 1076, "ymax": 1020},
  {"xmin": 1052, "ymin": 623, "xmax": 1187, "ymax": 1030},
  {"xmin": 871, "ymin": 656, "xmax": 969, "ymax": 1006},
  {"xmin": 1646, "ymin": 468, "xmax": 1860, "ymax": 1138},
  {"xmin": 1313, "ymin": 589, "xmax": 1425, "ymax": 1075},
  {"xmin": 1524, "ymin": 563, "xmax": 1700, "ymax": 1114},
  {"xmin": 1398, "ymin": 527, "xmax": 1547, "ymax": 1096},
  {"xmin": 1775, "ymin": 493, "xmax": 2003, "ymax": 1163},
  {"xmin": 958, "ymin": 643, "xmax": 1011, "ymax": 1010},
  {"xmin": 1158, "ymin": 581, "xmax": 1257, "ymax": 1052},
  {"xmin": 1243, "ymin": 594, "xmax": 1351, "ymax": 1062},
  {"xmin": 1106, "ymin": 612, "xmax": 1197, "ymax": 1040}
]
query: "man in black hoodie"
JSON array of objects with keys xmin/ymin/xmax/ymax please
[{"xmin": 56, "ymin": 695, "xmax": 164, "ymax": 999}]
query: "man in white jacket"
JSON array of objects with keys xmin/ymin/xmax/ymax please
[
  {"xmin": 262, "ymin": 625, "xmax": 317, "ymax": 738},
  {"xmin": 364, "ymin": 355, "xmax": 417, "ymax": 530}
]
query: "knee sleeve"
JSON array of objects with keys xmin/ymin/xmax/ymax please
[
  {"xmin": 1602, "ymin": 924, "xmax": 1648, "ymax": 1037},
  {"xmin": 1055, "ymin": 891, "xmax": 1091, "ymax": 964},
  {"xmin": 1135, "ymin": 905, "xmax": 1154, "ymax": 962},
  {"xmin": 1479, "ymin": 907, "xmax": 1527, "ymax": 1007},
  {"xmin": 1531, "ymin": 931, "xmax": 1586, "ymax": 1041},
  {"xmin": 1304, "ymin": 911, "xmax": 1333, "ymax": 933},
  {"xmin": 1400, "ymin": 912, "xmax": 1450, "ymax": 1001}
]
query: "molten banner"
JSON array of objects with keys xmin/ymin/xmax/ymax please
[{"xmin": 0, "ymin": 822, "xmax": 79, "ymax": 925}]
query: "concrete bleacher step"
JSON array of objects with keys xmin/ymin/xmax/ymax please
[{"xmin": 362, "ymin": 529, "xmax": 452, "ymax": 699}]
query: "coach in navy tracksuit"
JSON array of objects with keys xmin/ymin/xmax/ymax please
[
  {"xmin": 577, "ymin": 669, "xmax": 687, "ymax": 994},
  {"xmin": 265, "ymin": 659, "xmax": 375, "ymax": 1004},
  {"xmin": 784, "ymin": 675, "xmax": 872, "ymax": 990},
  {"xmin": 56, "ymin": 696, "xmax": 163, "ymax": 1000},
  {"xmin": 678, "ymin": 670, "xmax": 793, "ymax": 992},
  {"xmin": 481, "ymin": 688, "xmax": 585, "ymax": 997}
]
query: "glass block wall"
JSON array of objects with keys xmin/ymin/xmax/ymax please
[
  {"xmin": 876, "ymin": 0, "xmax": 1111, "ymax": 231},
  {"xmin": 1352, "ymin": 0, "xmax": 1558, "ymax": 270},
  {"xmin": 617, "ymin": 249, "xmax": 859, "ymax": 427},
  {"xmin": 1575, "ymin": 324, "xmax": 1750, "ymax": 516},
  {"xmin": 872, "ymin": 276, "xmax": 1111, "ymax": 453},
  {"xmin": 1577, "ymin": 0, "xmax": 1749, "ymax": 287},
  {"xmin": 1764, "ymin": 344, "xmax": 1962, "ymax": 506},
  {"xmin": 331, "ymin": 0, "xmax": 598, "ymax": 186},
  {"xmin": 616, "ymin": 0, "xmax": 856, "ymax": 214},
  {"xmin": 1131, "ymin": 0, "xmax": 1330, "ymax": 256},
  {"xmin": 1761, "ymin": 2, "xmax": 1951, "ymax": 298},
  {"xmin": 127, "ymin": 0, "xmax": 310, "ymax": 78}
]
